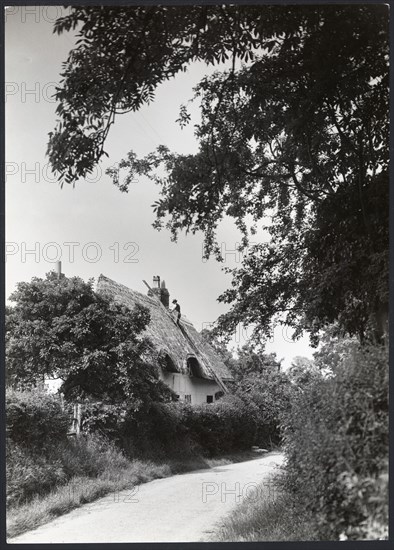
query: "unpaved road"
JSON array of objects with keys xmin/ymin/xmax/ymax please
[{"xmin": 9, "ymin": 452, "xmax": 284, "ymax": 543}]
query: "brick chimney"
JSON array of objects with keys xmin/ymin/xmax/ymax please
[
  {"xmin": 160, "ymin": 279, "xmax": 170, "ymax": 308},
  {"xmin": 148, "ymin": 275, "xmax": 170, "ymax": 308}
]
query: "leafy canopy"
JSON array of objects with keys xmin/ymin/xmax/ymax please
[
  {"xmin": 6, "ymin": 272, "xmax": 170, "ymax": 405},
  {"xmin": 48, "ymin": 5, "xmax": 389, "ymax": 344},
  {"xmin": 228, "ymin": 343, "xmax": 291, "ymax": 446}
]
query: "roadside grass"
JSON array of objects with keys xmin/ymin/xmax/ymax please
[
  {"xmin": 211, "ymin": 477, "xmax": 318, "ymax": 542},
  {"xmin": 7, "ymin": 459, "xmax": 171, "ymax": 539},
  {"xmin": 7, "ymin": 448, "xmax": 261, "ymax": 540}
]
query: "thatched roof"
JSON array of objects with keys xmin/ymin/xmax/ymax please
[{"xmin": 97, "ymin": 275, "xmax": 233, "ymax": 382}]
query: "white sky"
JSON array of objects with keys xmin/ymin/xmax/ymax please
[{"xmin": 5, "ymin": 6, "xmax": 315, "ymax": 367}]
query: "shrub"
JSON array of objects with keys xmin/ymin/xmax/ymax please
[
  {"xmin": 141, "ymin": 401, "xmax": 195, "ymax": 455},
  {"xmin": 60, "ymin": 433, "xmax": 130, "ymax": 478},
  {"xmin": 185, "ymin": 395, "xmax": 256, "ymax": 456},
  {"xmin": 237, "ymin": 386, "xmax": 287, "ymax": 448},
  {"xmin": 101, "ymin": 395, "xmax": 258, "ymax": 459},
  {"xmin": 6, "ymin": 388, "xmax": 69, "ymax": 450},
  {"xmin": 80, "ymin": 402, "xmax": 127, "ymax": 440},
  {"xmin": 117, "ymin": 401, "xmax": 197, "ymax": 459},
  {"xmin": 5, "ymin": 387, "xmax": 132, "ymax": 506},
  {"xmin": 6, "ymin": 432, "xmax": 131, "ymax": 506},
  {"xmin": 229, "ymin": 359, "xmax": 293, "ymax": 448},
  {"xmin": 281, "ymin": 342, "xmax": 388, "ymax": 540},
  {"xmin": 6, "ymin": 440, "xmax": 67, "ymax": 506}
]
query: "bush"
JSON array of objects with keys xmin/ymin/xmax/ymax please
[
  {"xmin": 115, "ymin": 401, "xmax": 196, "ymax": 459},
  {"xmin": 6, "ymin": 432, "xmax": 131, "ymax": 506},
  {"xmin": 6, "ymin": 388, "xmax": 69, "ymax": 450},
  {"xmin": 237, "ymin": 386, "xmax": 288, "ymax": 448},
  {"xmin": 281, "ymin": 342, "xmax": 388, "ymax": 540},
  {"xmin": 5, "ymin": 387, "xmax": 132, "ymax": 506},
  {"xmin": 89, "ymin": 395, "xmax": 258, "ymax": 459},
  {"xmin": 122, "ymin": 395, "xmax": 257, "ymax": 458},
  {"xmin": 80, "ymin": 402, "xmax": 127, "ymax": 440},
  {"xmin": 228, "ymin": 359, "xmax": 293, "ymax": 449},
  {"xmin": 185, "ymin": 395, "xmax": 256, "ymax": 456},
  {"xmin": 60, "ymin": 433, "xmax": 130, "ymax": 478},
  {"xmin": 6, "ymin": 440, "xmax": 67, "ymax": 506}
]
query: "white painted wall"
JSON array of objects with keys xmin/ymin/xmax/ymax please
[
  {"xmin": 45, "ymin": 370, "xmax": 221, "ymax": 406},
  {"xmin": 160, "ymin": 371, "xmax": 220, "ymax": 405}
]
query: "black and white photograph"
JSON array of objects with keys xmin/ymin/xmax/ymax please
[{"xmin": 4, "ymin": 2, "xmax": 389, "ymax": 544}]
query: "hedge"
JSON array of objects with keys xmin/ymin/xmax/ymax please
[
  {"xmin": 281, "ymin": 342, "xmax": 388, "ymax": 540},
  {"xmin": 81, "ymin": 394, "xmax": 259, "ymax": 458},
  {"xmin": 6, "ymin": 388, "xmax": 69, "ymax": 450}
]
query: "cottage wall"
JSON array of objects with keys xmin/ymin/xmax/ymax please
[{"xmin": 159, "ymin": 371, "xmax": 221, "ymax": 405}]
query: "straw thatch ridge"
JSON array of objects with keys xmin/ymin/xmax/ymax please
[{"xmin": 96, "ymin": 275, "xmax": 233, "ymax": 382}]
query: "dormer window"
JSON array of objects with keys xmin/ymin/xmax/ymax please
[
  {"xmin": 159, "ymin": 351, "xmax": 178, "ymax": 373},
  {"xmin": 187, "ymin": 356, "xmax": 205, "ymax": 378}
]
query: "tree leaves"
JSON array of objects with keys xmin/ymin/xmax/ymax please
[
  {"xmin": 48, "ymin": 5, "xmax": 388, "ymax": 344},
  {"xmin": 6, "ymin": 272, "xmax": 168, "ymax": 405}
]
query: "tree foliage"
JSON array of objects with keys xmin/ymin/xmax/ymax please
[
  {"xmin": 228, "ymin": 343, "xmax": 281, "ymax": 380},
  {"xmin": 6, "ymin": 272, "xmax": 170, "ymax": 405},
  {"xmin": 202, "ymin": 335, "xmax": 292, "ymax": 447},
  {"xmin": 281, "ymin": 342, "xmax": 388, "ymax": 539},
  {"xmin": 6, "ymin": 388, "xmax": 69, "ymax": 450},
  {"xmin": 48, "ymin": 4, "xmax": 270, "ymax": 183},
  {"xmin": 227, "ymin": 344, "xmax": 291, "ymax": 446},
  {"xmin": 48, "ymin": 5, "xmax": 389, "ymax": 344},
  {"xmin": 287, "ymin": 355, "xmax": 322, "ymax": 388}
]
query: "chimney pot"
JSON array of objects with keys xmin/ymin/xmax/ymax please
[{"xmin": 149, "ymin": 275, "xmax": 169, "ymax": 307}]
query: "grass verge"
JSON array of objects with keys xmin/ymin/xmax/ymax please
[
  {"xmin": 211, "ymin": 476, "xmax": 318, "ymax": 542},
  {"xmin": 7, "ymin": 449, "xmax": 260, "ymax": 540}
]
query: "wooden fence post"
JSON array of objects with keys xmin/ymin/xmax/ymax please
[{"xmin": 76, "ymin": 403, "xmax": 82, "ymax": 436}]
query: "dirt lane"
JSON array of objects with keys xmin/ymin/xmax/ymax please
[{"xmin": 9, "ymin": 452, "xmax": 284, "ymax": 543}]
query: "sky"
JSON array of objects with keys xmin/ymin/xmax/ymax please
[{"xmin": 5, "ymin": 5, "xmax": 315, "ymax": 368}]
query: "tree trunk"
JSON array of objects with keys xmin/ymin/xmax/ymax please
[{"xmin": 373, "ymin": 300, "xmax": 389, "ymax": 344}]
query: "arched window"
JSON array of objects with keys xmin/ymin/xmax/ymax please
[{"xmin": 187, "ymin": 356, "xmax": 205, "ymax": 378}]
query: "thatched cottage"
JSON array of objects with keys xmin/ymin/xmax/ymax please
[{"xmin": 97, "ymin": 274, "xmax": 233, "ymax": 405}]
